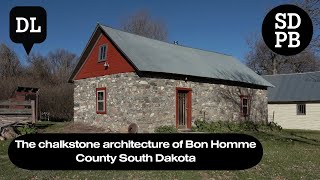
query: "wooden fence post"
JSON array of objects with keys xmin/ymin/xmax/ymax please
[{"xmin": 31, "ymin": 100, "xmax": 36, "ymax": 124}]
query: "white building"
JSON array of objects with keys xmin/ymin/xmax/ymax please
[{"xmin": 263, "ymin": 72, "xmax": 320, "ymax": 130}]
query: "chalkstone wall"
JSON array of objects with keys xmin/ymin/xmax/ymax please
[{"xmin": 74, "ymin": 72, "xmax": 268, "ymax": 132}]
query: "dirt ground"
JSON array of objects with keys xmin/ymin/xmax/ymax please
[{"xmin": 37, "ymin": 121, "xmax": 110, "ymax": 133}]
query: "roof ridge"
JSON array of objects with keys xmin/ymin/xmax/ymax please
[
  {"xmin": 263, "ymin": 71, "xmax": 320, "ymax": 77},
  {"xmin": 99, "ymin": 23, "xmax": 233, "ymax": 57}
]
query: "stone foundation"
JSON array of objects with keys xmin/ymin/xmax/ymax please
[{"xmin": 74, "ymin": 72, "xmax": 268, "ymax": 132}]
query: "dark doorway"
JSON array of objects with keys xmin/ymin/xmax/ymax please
[{"xmin": 176, "ymin": 88, "xmax": 192, "ymax": 129}]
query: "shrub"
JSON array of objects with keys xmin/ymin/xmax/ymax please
[
  {"xmin": 17, "ymin": 124, "xmax": 37, "ymax": 135},
  {"xmin": 193, "ymin": 120, "xmax": 237, "ymax": 132},
  {"xmin": 192, "ymin": 119, "xmax": 282, "ymax": 133},
  {"xmin": 39, "ymin": 84, "xmax": 74, "ymax": 122},
  {"xmin": 193, "ymin": 120, "xmax": 210, "ymax": 132},
  {"xmin": 155, "ymin": 125, "xmax": 177, "ymax": 133},
  {"xmin": 259, "ymin": 121, "xmax": 282, "ymax": 131},
  {"xmin": 238, "ymin": 121, "xmax": 259, "ymax": 131}
]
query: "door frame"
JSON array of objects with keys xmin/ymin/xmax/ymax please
[{"xmin": 176, "ymin": 87, "xmax": 192, "ymax": 129}]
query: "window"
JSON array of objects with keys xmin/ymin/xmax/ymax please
[
  {"xmin": 297, "ymin": 104, "xmax": 306, "ymax": 115},
  {"xmin": 240, "ymin": 96, "xmax": 250, "ymax": 117},
  {"xmin": 98, "ymin": 44, "xmax": 107, "ymax": 61},
  {"xmin": 96, "ymin": 87, "xmax": 106, "ymax": 114}
]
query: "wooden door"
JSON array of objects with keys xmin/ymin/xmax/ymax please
[{"xmin": 176, "ymin": 88, "xmax": 192, "ymax": 129}]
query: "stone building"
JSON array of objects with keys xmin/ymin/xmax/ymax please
[{"xmin": 68, "ymin": 24, "xmax": 273, "ymax": 132}]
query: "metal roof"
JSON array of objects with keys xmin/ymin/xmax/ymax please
[
  {"xmin": 262, "ymin": 72, "xmax": 320, "ymax": 102},
  {"xmin": 70, "ymin": 24, "xmax": 273, "ymax": 87},
  {"xmin": 100, "ymin": 25, "xmax": 272, "ymax": 87}
]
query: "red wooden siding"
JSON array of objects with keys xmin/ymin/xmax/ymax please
[{"xmin": 74, "ymin": 34, "xmax": 135, "ymax": 80}]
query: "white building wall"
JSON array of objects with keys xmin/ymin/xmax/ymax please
[{"xmin": 268, "ymin": 103, "xmax": 320, "ymax": 130}]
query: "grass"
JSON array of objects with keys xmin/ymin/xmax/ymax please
[{"xmin": 1, "ymin": 122, "xmax": 320, "ymax": 179}]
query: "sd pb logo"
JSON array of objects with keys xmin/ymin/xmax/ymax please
[
  {"xmin": 262, "ymin": 4, "xmax": 313, "ymax": 56},
  {"xmin": 10, "ymin": 6, "xmax": 47, "ymax": 55}
]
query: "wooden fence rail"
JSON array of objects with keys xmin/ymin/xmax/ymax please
[
  {"xmin": 0, "ymin": 100, "xmax": 36, "ymax": 124},
  {"xmin": 0, "ymin": 100, "xmax": 33, "ymax": 106}
]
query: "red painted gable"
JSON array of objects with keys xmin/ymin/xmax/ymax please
[{"xmin": 74, "ymin": 34, "xmax": 135, "ymax": 80}]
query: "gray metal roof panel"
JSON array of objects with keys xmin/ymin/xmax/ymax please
[
  {"xmin": 100, "ymin": 25, "xmax": 273, "ymax": 87},
  {"xmin": 262, "ymin": 72, "xmax": 320, "ymax": 102}
]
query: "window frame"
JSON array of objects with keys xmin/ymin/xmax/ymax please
[
  {"xmin": 98, "ymin": 44, "xmax": 107, "ymax": 62},
  {"xmin": 96, "ymin": 87, "xmax": 106, "ymax": 114},
  {"xmin": 240, "ymin": 95, "xmax": 250, "ymax": 117},
  {"xmin": 297, "ymin": 104, "xmax": 306, "ymax": 115}
]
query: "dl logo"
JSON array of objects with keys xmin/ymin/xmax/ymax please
[
  {"xmin": 10, "ymin": 6, "xmax": 47, "ymax": 55},
  {"xmin": 262, "ymin": 4, "xmax": 313, "ymax": 56}
]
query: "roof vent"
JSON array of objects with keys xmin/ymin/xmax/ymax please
[{"xmin": 173, "ymin": 41, "xmax": 179, "ymax": 45}]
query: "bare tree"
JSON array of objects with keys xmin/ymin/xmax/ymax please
[
  {"xmin": 0, "ymin": 44, "xmax": 21, "ymax": 78},
  {"xmin": 47, "ymin": 49, "xmax": 78, "ymax": 83},
  {"xmin": 26, "ymin": 53, "xmax": 52, "ymax": 83},
  {"xmin": 0, "ymin": 44, "xmax": 76, "ymax": 121},
  {"xmin": 40, "ymin": 84, "xmax": 74, "ymax": 121},
  {"xmin": 246, "ymin": 0, "xmax": 320, "ymax": 75},
  {"xmin": 246, "ymin": 36, "xmax": 320, "ymax": 75},
  {"xmin": 283, "ymin": 49, "xmax": 319, "ymax": 72},
  {"xmin": 296, "ymin": 0, "xmax": 320, "ymax": 53},
  {"xmin": 121, "ymin": 10, "xmax": 168, "ymax": 41}
]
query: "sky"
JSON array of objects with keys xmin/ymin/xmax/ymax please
[{"xmin": 0, "ymin": 0, "xmax": 289, "ymax": 64}]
